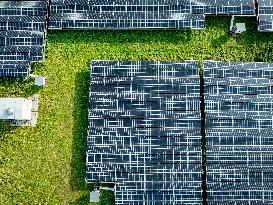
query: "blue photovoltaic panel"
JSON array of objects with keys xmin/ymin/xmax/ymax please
[
  {"xmin": 204, "ymin": 61, "xmax": 273, "ymax": 78},
  {"xmin": 204, "ymin": 60, "xmax": 273, "ymax": 204},
  {"xmin": 257, "ymin": 0, "xmax": 273, "ymax": 31},
  {"xmin": 0, "ymin": 1, "xmax": 47, "ymax": 77},
  {"xmin": 49, "ymin": 0, "xmax": 255, "ymax": 30},
  {"xmin": 49, "ymin": 13, "xmax": 205, "ymax": 30},
  {"xmin": 49, "ymin": 0, "xmax": 203, "ymax": 30},
  {"xmin": 49, "ymin": 0, "xmax": 206, "ymax": 29},
  {"xmin": 0, "ymin": 1, "xmax": 47, "ymax": 16},
  {"xmin": 49, "ymin": 0, "xmax": 254, "ymax": 15},
  {"xmin": 0, "ymin": 61, "xmax": 30, "ymax": 77},
  {"xmin": 205, "ymin": 78, "xmax": 273, "ymax": 95},
  {"xmin": 258, "ymin": 15, "xmax": 273, "ymax": 31},
  {"xmin": 206, "ymin": 95, "xmax": 273, "ymax": 111},
  {"xmin": 87, "ymin": 61, "xmax": 202, "ymax": 205},
  {"xmin": 191, "ymin": 0, "xmax": 254, "ymax": 15},
  {"xmin": 0, "ymin": 16, "xmax": 46, "ymax": 32},
  {"xmin": 0, "ymin": 31, "xmax": 44, "ymax": 46}
]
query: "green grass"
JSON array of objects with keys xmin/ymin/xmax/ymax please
[{"xmin": 1, "ymin": 16, "xmax": 273, "ymax": 204}]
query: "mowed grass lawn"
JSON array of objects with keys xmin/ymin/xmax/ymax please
[{"xmin": 0, "ymin": 16, "xmax": 273, "ymax": 204}]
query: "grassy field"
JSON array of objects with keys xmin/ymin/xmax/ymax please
[{"xmin": 0, "ymin": 16, "xmax": 273, "ymax": 204}]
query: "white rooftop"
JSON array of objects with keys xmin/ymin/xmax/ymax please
[{"xmin": 0, "ymin": 98, "xmax": 32, "ymax": 121}]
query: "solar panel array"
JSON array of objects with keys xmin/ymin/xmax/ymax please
[
  {"xmin": 257, "ymin": 0, "xmax": 273, "ymax": 31},
  {"xmin": 0, "ymin": 1, "xmax": 47, "ymax": 77},
  {"xmin": 191, "ymin": 0, "xmax": 254, "ymax": 15},
  {"xmin": 87, "ymin": 61, "xmax": 202, "ymax": 205},
  {"xmin": 204, "ymin": 61, "xmax": 273, "ymax": 204},
  {"xmin": 49, "ymin": 0, "xmax": 201, "ymax": 30},
  {"xmin": 48, "ymin": 0, "xmax": 254, "ymax": 30}
]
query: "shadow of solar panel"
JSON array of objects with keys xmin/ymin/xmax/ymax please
[
  {"xmin": 87, "ymin": 61, "xmax": 202, "ymax": 204},
  {"xmin": 204, "ymin": 60, "xmax": 273, "ymax": 203}
]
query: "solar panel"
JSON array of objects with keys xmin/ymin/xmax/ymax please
[
  {"xmin": 0, "ymin": 1, "xmax": 47, "ymax": 16},
  {"xmin": 258, "ymin": 15, "xmax": 273, "ymax": 32},
  {"xmin": 50, "ymin": 0, "xmax": 254, "ymax": 15},
  {"xmin": 204, "ymin": 60, "xmax": 273, "ymax": 203},
  {"xmin": 49, "ymin": 0, "xmax": 255, "ymax": 30},
  {"xmin": 0, "ymin": 31, "xmax": 44, "ymax": 46},
  {"xmin": 0, "ymin": 61, "xmax": 30, "ymax": 77},
  {"xmin": 191, "ymin": 0, "xmax": 254, "ymax": 15},
  {"xmin": 49, "ymin": 13, "xmax": 205, "ymax": 30},
  {"xmin": 0, "ymin": 46, "xmax": 43, "ymax": 53},
  {"xmin": 0, "ymin": 1, "xmax": 47, "ymax": 77},
  {"xmin": 257, "ymin": 0, "xmax": 273, "ymax": 31},
  {"xmin": 86, "ymin": 61, "xmax": 202, "ymax": 204},
  {"xmin": 257, "ymin": 0, "xmax": 273, "ymax": 13},
  {"xmin": 0, "ymin": 16, "xmax": 46, "ymax": 32},
  {"xmin": 205, "ymin": 79, "xmax": 273, "ymax": 95},
  {"xmin": 115, "ymin": 181, "xmax": 202, "ymax": 205},
  {"xmin": 204, "ymin": 61, "xmax": 273, "ymax": 78}
]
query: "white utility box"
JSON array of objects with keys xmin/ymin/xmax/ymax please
[
  {"xmin": 34, "ymin": 76, "xmax": 47, "ymax": 87},
  {"xmin": 0, "ymin": 98, "xmax": 32, "ymax": 120},
  {"xmin": 0, "ymin": 95, "xmax": 39, "ymax": 127},
  {"xmin": 90, "ymin": 191, "xmax": 100, "ymax": 203},
  {"xmin": 235, "ymin": 23, "xmax": 246, "ymax": 34}
]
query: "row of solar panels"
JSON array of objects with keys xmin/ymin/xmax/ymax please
[
  {"xmin": 48, "ymin": 0, "xmax": 255, "ymax": 30},
  {"xmin": 48, "ymin": 0, "xmax": 273, "ymax": 31},
  {"xmin": 0, "ymin": 1, "xmax": 47, "ymax": 77},
  {"xmin": 3, "ymin": 0, "xmax": 270, "ymax": 32},
  {"xmin": 87, "ymin": 60, "xmax": 273, "ymax": 204},
  {"xmin": 204, "ymin": 61, "xmax": 273, "ymax": 204}
]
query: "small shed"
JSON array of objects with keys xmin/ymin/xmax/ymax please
[
  {"xmin": 0, "ymin": 95, "xmax": 39, "ymax": 127},
  {"xmin": 0, "ymin": 98, "xmax": 32, "ymax": 120}
]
